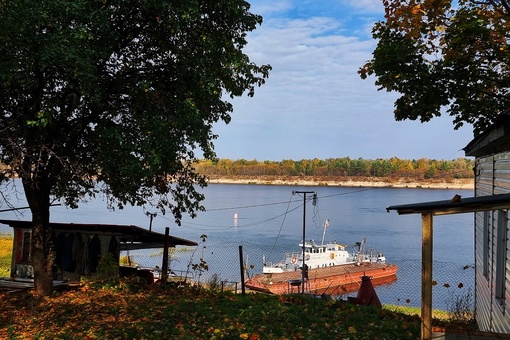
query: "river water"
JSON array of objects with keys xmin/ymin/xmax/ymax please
[{"xmin": 0, "ymin": 183, "xmax": 474, "ymax": 310}]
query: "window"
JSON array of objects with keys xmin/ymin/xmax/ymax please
[
  {"xmin": 21, "ymin": 231, "xmax": 32, "ymax": 263},
  {"xmin": 495, "ymin": 210, "xmax": 508, "ymax": 308},
  {"xmin": 482, "ymin": 211, "xmax": 490, "ymax": 280}
]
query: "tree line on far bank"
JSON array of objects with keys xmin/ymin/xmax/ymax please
[{"xmin": 195, "ymin": 157, "xmax": 475, "ymax": 180}]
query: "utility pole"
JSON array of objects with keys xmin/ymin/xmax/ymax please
[
  {"xmin": 146, "ymin": 211, "xmax": 157, "ymax": 231},
  {"xmin": 293, "ymin": 190, "xmax": 316, "ymax": 294}
]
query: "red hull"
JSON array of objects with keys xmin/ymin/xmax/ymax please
[{"xmin": 245, "ymin": 262, "xmax": 397, "ymax": 295}]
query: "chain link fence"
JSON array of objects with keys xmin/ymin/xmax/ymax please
[
  {"xmin": 0, "ymin": 236, "xmax": 474, "ymax": 315},
  {"xmin": 120, "ymin": 241, "xmax": 475, "ymax": 313}
]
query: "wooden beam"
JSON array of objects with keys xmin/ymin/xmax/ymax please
[
  {"xmin": 421, "ymin": 213, "xmax": 433, "ymax": 340},
  {"xmin": 161, "ymin": 227, "xmax": 170, "ymax": 286}
]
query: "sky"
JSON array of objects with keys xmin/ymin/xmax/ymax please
[{"xmin": 211, "ymin": 0, "xmax": 475, "ymax": 162}]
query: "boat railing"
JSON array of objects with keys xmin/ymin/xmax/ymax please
[
  {"xmin": 283, "ymin": 252, "xmax": 302, "ymax": 263},
  {"xmin": 263, "ymin": 252, "xmax": 302, "ymax": 268},
  {"xmin": 356, "ymin": 252, "xmax": 386, "ymax": 263}
]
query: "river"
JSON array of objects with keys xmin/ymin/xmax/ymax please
[{"xmin": 0, "ymin": 183, "xmax": 474, "ymax": 310}]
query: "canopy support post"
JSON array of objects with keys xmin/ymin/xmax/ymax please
[{"xmin": 421, "ymin": 213, "xmax": 433, "ymax": 340}]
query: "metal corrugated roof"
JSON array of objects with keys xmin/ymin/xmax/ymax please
[
  {"xmin": 386, "ymin": 193, "xmax": 510, "ymax": 216},
  {"xmin": 463, "ymin": 112, "xmax": 510, "ymax": 157},
  {"xmin": 0, "ymin": 219, "xmax": 198, "ymax": 248}
]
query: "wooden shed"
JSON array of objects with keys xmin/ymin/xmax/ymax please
[
  {"xmin": 463, "ymin": 113, "xmax": 510, "ymax": 334},
  {"xmin": 0, "ymin": 219, "xmax": 197, "ymax": 280}
]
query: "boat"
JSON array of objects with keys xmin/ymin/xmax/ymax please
[{"xmin": 245, "ymin": 220, "xmax": 398, "ymax": 295}]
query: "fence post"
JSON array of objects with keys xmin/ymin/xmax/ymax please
[
  {"xmin": 239, "ymin": 245, "xmax": 246, "ymax": 295},
  {"xmin": 161, "ymin": 227, "xmax": 170, "ymax": 286}
]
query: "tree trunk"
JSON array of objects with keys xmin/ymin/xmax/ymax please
[{"xmin": 22, "ymin": 177, "xmax": 53, "ymax": 296}]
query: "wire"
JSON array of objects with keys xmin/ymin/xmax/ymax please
[
  {"xmin": 205, "ymin": 199, "xmax": 302, "ymax": 211},
  {"xmin": 157, "ymin": 188, "xmax": 377, "ymax": 233},
  {"xmin": 201, "ymin": 187, "xmax": 373, "ymax": 213},
  {"xmin": 270, "ymin": 191, "xmax": 295, "ymax": 256},
  {"xmin": 147, "ymin": 173, "xmax": 473, "ymax": 238},
  {"xmin": 312, "ymin": 195, "xmax": 324, "ymax": 230},
  {"xmin": 159, "ymin": 203, "xmax": 303, "ymax": 232}
]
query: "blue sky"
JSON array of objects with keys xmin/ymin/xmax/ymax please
[{"xmin": 212, "ymin": 0, "xmax": 474, "ymax": 161}]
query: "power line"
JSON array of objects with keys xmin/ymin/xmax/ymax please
[
  {"xmin": 159, "ymin": 188, "xmax": 374, "ymax": 232},
  {"xmin": 204, "ymin": 187, "xmax": 373, "ymax": 212}
]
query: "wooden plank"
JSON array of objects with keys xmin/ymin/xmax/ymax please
[
  {"xmin": 422, "ymin": 213, "xmax": 433, "ymax": 340},
  {"xmin": 0, "ymin": 278, "xmax": 69, "ymax": 293}
]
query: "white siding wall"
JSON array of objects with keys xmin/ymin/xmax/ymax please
[{"xmin": 474, "ymin": 154, "xmax": 510, "ymax": 334}]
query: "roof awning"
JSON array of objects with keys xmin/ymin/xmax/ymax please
[
  {"xmin": 386, "ymin": 193, "xmax": 510, "ymax": 216},
  {"xmin": 386, "ymin": 192, "xmax": 510, "ymax": 340},
  {"xmin": 0, "ymin": 219, "xmax": 198, "ymax": 250}
]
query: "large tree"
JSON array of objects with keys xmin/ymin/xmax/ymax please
[
  {"xmin": 359, "ymin": 0, "xmax": 510, "ymax": 135},
  {"xmin": 0, "ymin": 0, "xmax": 270, "ymax": 296}
]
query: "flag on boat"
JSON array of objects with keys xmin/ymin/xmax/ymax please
[{"xmin": 325, "ymin": 219, "xmax": 330, "ymax": 228}]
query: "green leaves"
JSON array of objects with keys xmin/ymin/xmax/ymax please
[
  {"xmin": 0, "ymin": 0, "xmax": 271, "ymax": 222},
  {"xmin": 360, "ymin": 0, "xmax": 510, "ymax": 135},
  {"xmin": 0, "ymin": 0, "xmax": 270, "ymax": 295},
  {"xmin": 26, "ymin": 112, "xmax": 51, "ymax": 128}
]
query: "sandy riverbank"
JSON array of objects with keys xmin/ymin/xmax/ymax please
[{"xmin": 206, "ymin": 176, "xmax": 474, "ymax": 190}]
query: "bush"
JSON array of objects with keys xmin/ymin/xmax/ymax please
[{"xmin": 446, "ymin": 287, "xmax": 476, "ymax": 328}]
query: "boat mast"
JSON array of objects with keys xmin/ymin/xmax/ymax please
[
  {"xmin": 356, "ymin": 237, "xmax": 367, "ymax": 264},
  {"xmin": 321, "ymin": 218, "xmax": 329, "ymax": 246}
]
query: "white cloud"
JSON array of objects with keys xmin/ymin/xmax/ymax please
[
  {"xmin": 248, "ymin": 0, "xmax": 294, "ymax": 16},
  {"xmin": 342, "ymin": 0, "xmax": 385, "ymax": 13},
  {"xmin": 211, "ymin": 0, "xmax": 474, "ymax": 161}
]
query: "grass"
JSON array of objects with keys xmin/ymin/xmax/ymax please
[
  {"xmin": 384, "ymin": 304, "xmax": 449, "ymax": 320},
  {"xmin": 0, "ymin": 236, "xmax": 476, "ymax": 339},
  {"xmin": 0, "ymin": 235, "xmax": 13, "ymax": 277},
  {"xmin": 0, "ymin": 279, "xmax": 423, "ymax": 340}
]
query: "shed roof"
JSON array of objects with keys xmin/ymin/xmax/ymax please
[
  {"xmin": 463, "ymin": 112, "xmax": 510, "ymax": 157},
  {"xmin": 386, "ymin": 192, "xmax": 510, "ymax": 339},
  {"xmin": 0, "ymin": 219, "xmax": 198, "ymax": 250},
  {"xmin": 386, "ymin": 193, "xmax": 510, "ymax": 216}
]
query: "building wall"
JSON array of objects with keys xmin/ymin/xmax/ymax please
[
  {"xmin": 474, "ymin": 154, "xmax": 510, "ymax": 334},
  {"xmin": 11, "ymin": 228, "xmax": 119, "ymax": 280}
]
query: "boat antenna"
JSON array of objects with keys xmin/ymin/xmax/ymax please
[{"xmin": 321, "ymin": 218, "xmax": 329, "ymax": 246}]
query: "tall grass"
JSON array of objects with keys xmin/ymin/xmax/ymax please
[
  {"xmin": 384, "ymin": 304, "xmax": 449, "ymax": 320},
  {"xmin": 0, "ymin": 235, "xmax": 13, "ymax": 277}
]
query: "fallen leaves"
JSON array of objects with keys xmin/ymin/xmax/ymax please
[{"xmin": 0, "ymin": 283, "xmax": 422, "ymax": 339}]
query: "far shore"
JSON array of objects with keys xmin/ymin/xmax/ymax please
[{"xmin": 206, "ymin": 176, "xmax": 475, "ymax": 190}]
